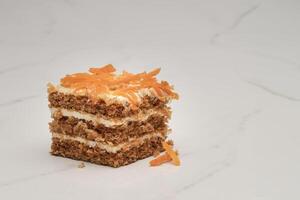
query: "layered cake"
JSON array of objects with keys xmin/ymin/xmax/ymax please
[{"xmin": 48, "ymin": 64, "xmax": 179, "ymax": 167}]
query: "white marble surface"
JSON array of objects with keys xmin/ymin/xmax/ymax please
[{"xmin": 0, "ymin": 0, "xmax": 299, "ymax": 199}]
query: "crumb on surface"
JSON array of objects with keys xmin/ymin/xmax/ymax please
[{"xmin": 78, "ymin": 162, "xmax": 85, "ymax": 168}]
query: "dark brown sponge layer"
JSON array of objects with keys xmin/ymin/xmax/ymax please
[
  {"xmin": 51, "ymin": 136, "xmax": 165, "ymax": 168},
  {"xmin": 48, "ymin": 92, "xmax": 168, "ymax": 118},
  {"xmin": 49, "ymin": 112, "xmax": 168, "ymax": 145}
]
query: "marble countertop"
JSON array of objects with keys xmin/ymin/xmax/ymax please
[{"xmin": 1, "ymin": 0, "xmax": 299, "ymax": 199}]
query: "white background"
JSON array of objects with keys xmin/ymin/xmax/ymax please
[{"xmin": 0, "ymin": 0, "xmax": 299, "ymax": 199}]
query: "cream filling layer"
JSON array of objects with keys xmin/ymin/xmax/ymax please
[
  {"xmin": 52, "ymin": 132, "xmax": 164, "ymax": 153},
  {"xmin": 51, "ymin": 107, "xmax": 168, "ymax": 127}
]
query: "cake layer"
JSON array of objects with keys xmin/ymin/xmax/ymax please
[
  {"xmin": 51, "ymin": 136, "xmax": 165, "ymax": 167},
  {"xmin": 51, "ymin": 131, "xmax": 166, "ymax": 153},
  {"xmin": 53, "ymin": 84, "xmax": 160, "ymax": 105},
  {"xmin": 50, "ymin": 107, "xmax": 170, "ymax": 127},
  {"xmin": 49, "ymin": 114, "xmax": 168, "ymax": 145},
  {"xmin": 48, "ymin": 91, "xmax": 168, "ymax": 118}
]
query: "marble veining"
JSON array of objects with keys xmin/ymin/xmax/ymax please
[
  {"xmin": 0, "ymin": 95, "xmax": 40, "ymax": 108},
  {"xmin": 0, "ymin": 0, "xmax": 299, "ymax": 199},
  {"xmin": 237, "ymin": 109, "xmax": 262, "ymax": 132},
  {"xmin": 0, "ymin": 166, "xmax": 74, "ymax": 188},
  {"xmin": 244, "ymin": 50, "xmax": 300, "ymax": 69},
  {"xmin": 175, "ymin": 158, "xmax": 233, "ymax": 194},
  {"xmin": 210, "ymin": 3, "xmax": 261, "ymax": 44},
  {"xmin": 246, "ymin": 80, "xmax": 300, "ymax": 102},
  {"xmin": 0, "ymin": 62, "xmax": 39, "ymax": 75}
]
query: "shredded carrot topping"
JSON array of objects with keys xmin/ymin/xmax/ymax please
[{"xmin": 60, "ymin": 64, "xmax": 179, "ymax": 107}]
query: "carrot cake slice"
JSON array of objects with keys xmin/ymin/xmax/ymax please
[{"xmin": 48, "ymin": 64, "xmax": 179, "ymax": 167}]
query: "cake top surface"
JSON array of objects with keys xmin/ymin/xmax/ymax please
[{"xmin": 49, "ymin": 64, "xmax": 179, "ymax": 106}]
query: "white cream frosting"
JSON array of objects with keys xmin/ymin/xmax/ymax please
[
  {"xmin": 52, "ymin": 132, "xmax": 164, "ymax": 153},
  {"xmin": 51, "ymin": 107, "xmax": 168, "ymax": 127}
]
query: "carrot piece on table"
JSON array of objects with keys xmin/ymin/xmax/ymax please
[
  {"xmin": 162, "ymin": 142, "xmax": 181, "ymax": 166},
  {"xmin": 150, "ymin": 153, "xmax": 172, "ymax": 167}
]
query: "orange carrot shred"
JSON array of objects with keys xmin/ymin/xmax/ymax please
[
  {"xmin": 162, "ymin": 142, "xmax": 181, "ymax": 166},
  {"xmin": 149, "ymin": 153, "xmax": 172, "ymax": 167},
  {"xmin": 89, "ymin": 64, "xmax": 116, "ymax": 74},
  {"xmin": 148, "ymin": 68, "xmax": 161, "ymax": 77}
]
